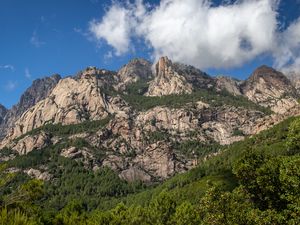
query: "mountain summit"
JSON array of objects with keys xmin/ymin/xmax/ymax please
[{"xmin": 0, "ymin": 57, "xmax": 299, "ymax": 182}]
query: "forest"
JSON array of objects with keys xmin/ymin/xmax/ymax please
[{"xmin": 0, "ymin": 116, "xmax": 299, "ymax": 224}]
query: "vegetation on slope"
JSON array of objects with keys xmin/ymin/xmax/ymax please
[
  {"xmin": 14, "ymin": 116, "xmax": 112, "ymax": 142},
  {"xmin": 121, "ymin": 79, "xmax": 272, "ymax": 114},
  {"xmin": 0, "ymin": 115, "xmax": 299, "ymax": 224}
]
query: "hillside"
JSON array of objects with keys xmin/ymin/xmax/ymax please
[
  {"xmin": 0, "ymin": 114, "xmax": 299, "ymax": 224},
  {"xmin": 0, "ymin": 57, "xmax": 300, "ymax": 224}
]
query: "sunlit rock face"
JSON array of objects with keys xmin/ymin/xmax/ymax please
[
  {"xmin": 242, "ymin": 65, "xmax": 299, "ymax": 114},
  {"xmin": 1, "ymin": 58, "xmax": 300, "ymax": 182}
]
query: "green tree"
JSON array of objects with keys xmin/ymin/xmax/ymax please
[
  {"xmin": 171, "ymin": 202, "xmax": 200, "ymax": 225},
  {"xmin": 286, "ymin": 118, "xmax": 300, "ymax": 154}
]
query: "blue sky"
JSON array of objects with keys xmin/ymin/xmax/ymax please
[{"xmin": 0, "ymin": 0, "xmax": 300, "ymax": 108}]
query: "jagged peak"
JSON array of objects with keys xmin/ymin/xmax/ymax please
[
  {"xmin": 32, "ymin": 74, "xmax": 61, "ymax": 84},
  {"xmin": 116, "ymin": 58, "xmax": 153, "ymax": 89},
  {"xmin": 126, "ymin": 57, "xmax": 151, "ymax": 65},
  {"xmin": 155, "ymin": 56, "xmax": 172, "ymax": 75},
  {"xmin": 76, "ymin": 67, "xmax": 115, "ymax": 78},
  {"xmin": 249, "ymin": 65, "xmax": 288, "ymax": 81},
  {"xmin": 118, "ymin": 57, "xmax": 152, "ymax": 74},
  {"xmin": 0, "ymin": 103, "xmax": 7, "ymax": 110},
  {"xmin": 0, "ymin": 104, "xmax": 7, "ymax": 118}
]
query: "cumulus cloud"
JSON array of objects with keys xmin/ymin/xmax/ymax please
[
  {"xmin": 89, "ymin": 4, "xmax": 133, "ymax": 55},
  {"xmin": 89, "ymin": 0, "xmax": 300, "ymax": 71},
  {"xmin": 274, "ymin": 18, "xmax": 300, "ymax": 72},
  {"xmin": 138, "ymin": 0, "xmax": 278, "ymax": 68}
]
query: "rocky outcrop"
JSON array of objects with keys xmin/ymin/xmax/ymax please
[
  {"xmin": 2, "ymin": 58, "xmax": 300, "ymax": 183},
  {"xmin": 248, "ymin": 104, "xmax": 300, "ymax": 135},
  {"xmin": 25, "ymin": 168, "xmax": 52, "ymax": 181},
  {"xmin": 9, "ymin": 132, "xmax": 51, "ymax": 155},
  {"xmin": 2, "ymin": 75, "xmax": 131, "ymax": 142},
  {"xmin": 0, "ymin": 74, "xmax": 61, "ymax": 140},
  {"xmin": 242, "ymin": 66, "xmax": 298, "ymax": 114},
  {"xmin": 119, "ymin": 167, "xmax": 152, "ymax": 183},
  {"xmin": 134, "ymin": 142, "xmax": 185, "ymax": 180},
  {"xmin": 115, "ymin": 58, "xmax": 153, "ymax": 91},
  {"xmin": 147, "ymin": 57, "xmax": 214, "ymax": 96},
  {"xmin": 147, "ymin": 57, "xmax": 193, "ymax": 96},
  {"xmin": 60, "ymin": 146, "xmax": 100, "ymax": 169},
  {"xmin": 215, "ymin": 76, "xmax": 242, "ymax": 96},
  {"xmin": 286, "ymin": 71, "xmax": 300, "ymax": 93}
]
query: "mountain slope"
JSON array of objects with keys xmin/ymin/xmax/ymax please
[
  {"xmin": 0, "ymin": 57, "xmax": 299, "ymax": 184},
  {"xmin": 242, "ymin": 65, "xmax": 298, "ymax": 113},
  {"xmin": 0, "ymin": 74, "xmax": 61, "ymax": 140},
  {"xmin": 1, "ymin": 114, "xmax": 299, "ymax": 224},
  {"xmin": 0, "ymin": 104, "xmax": 7, "ymax": 124},
  {"xmin": 147, "ymin": 57, "xmax": 213, "ymax": 96}
]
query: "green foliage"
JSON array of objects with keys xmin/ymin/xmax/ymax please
[
  {"xmin": 286, "ymin": 117, "xmax": 300, "ymax": 154},
  {"xmin": 147, "ymin": 130, "xmax": 170, "ymax": 143},
  {"xmin": 232, "ymin": 129, "xmax": 244, "ymax": 136},
  {"xmin": 0, "ymin": 208, "xmax": 40, "ymax": 225},
  {"xmin": 15, "ymin": 116, "xmax": 112, "ymax": 142},
  {"xmin": 1, "ymin": 116, "xmax": 300, "ymax": 224},
  {"xmin": 174, "ymin": 140, "xmax": 221, "ymax": 158},
  {"xmin": 125, "ymin": 79, "xmax": 150, "ymax": 95},
  {"xmin": 122, "ymin": 89, "xmax": 272, "ymax": 114}
]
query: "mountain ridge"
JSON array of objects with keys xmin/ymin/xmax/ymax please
[{"xmin": 0, "ymin": 56, "xmax": 299, "ymax": 183}]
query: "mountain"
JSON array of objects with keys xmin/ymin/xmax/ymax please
[
  {"xmin": 286, "ymin": 70, "xmax": 300, "ymax": 92},
  {"xmin": 0, "ymin": 57, "xmax": 299, "ymax": 182},
  {"xmin": 1, "ymin": 57, "xmax": 300, "ymax": 224},
  {"xmin": 0, "ymin": 104, "xmax": 7, "ymax": 124},
  {"xmin": 147, "ymin": 56, "xmax": 213, "ymax": 96},
  {"xmin": 242, "ymin": 65, "xmax": 298, "ymax": 114},
  {"xmin": 0, "ymin": 57, "xmax": 299, "ymax": 183},
  {"xmin": 0, "ymin": 74, "xmax": 61, "ymax": 140},
  {"xmin": 215, "ymin": 76, "xmax": 243, "ymax": 96},
  {"xmin": 115, "ymin": 58, "xmax": 153, "ymax": 91}
]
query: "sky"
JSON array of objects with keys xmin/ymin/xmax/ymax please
[{"xmin": 0, "ymin": 0, "xmax": 300, "ymax": 109}]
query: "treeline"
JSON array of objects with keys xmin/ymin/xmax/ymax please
[
  {"xmin": 0, "ymin": 117, "xmax": 300, "ymax": 224},
  {"xmin": 121, "ymin": 79, "xmax": 272, "ymax": 114}
]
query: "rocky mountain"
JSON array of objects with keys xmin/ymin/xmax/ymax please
[
  {"xmin": 215, "ymin": 76, "xmax": 242, "ymax": 96},
  {"xmin": 0, "ymin": 57, "xmax": 300, "ymax": 183},
  {"xmin": 147, "ymin": 57, "xmax": 213, "ymax": 96},
  {"xmin": 286, "ymin": 70, "xmax": 300, "ymax": 92},
  {"xmin": 115, "ymin": 58, "xmax": 153, "ymax": 91},
  {"xmin": 242, "ymin": 65, "xmax": 298, "ymax": 114},
  {"xmin": 0, "ymin": 104, "xmax": 7, "ymax": 124},
  {"xmin": 0, "ymin": 74, "xmax": 61, "ymax": 140}
]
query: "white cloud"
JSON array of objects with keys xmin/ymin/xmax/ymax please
[
  {"xmin": 30, "ymin": 30, "xmax": 45, "ymax": 48},
  {"xmin": 25, "ymin": 68, "xmax": 32, "ymax": 79},
  {"xmin": 0, "ymin": 64, "xmax": 15, "ymax": 71},
  {"xmin": 89, "ymin": 0, "xmax": 300, "ymax": 71},
  {"xmin": 89, "ymin": 4, "xmax": 133, "ymax": 56},
  {"xmin": 274, "ymin": 18, "xmax": 300, "ymax": 72},
  {"xmin": 5, "ymin": 81, "xmax": 17, "ymax": 91},
  {"xmin": 138, "ymin": 0, "xmax": 278, "ymax": 68}
]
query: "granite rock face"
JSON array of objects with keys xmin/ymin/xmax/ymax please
[
  {"xmin": 1, "ymin": 58, "xmax": 300, "ymax": 182},
  {"xmin": 0, "ymin": 74, "xmax": 61, "ymax": 140},
  {"xmin": 147, "ymin": 57, "xmax": 213, "ymax": 96},
  {"xmin": 242, "ymin": 66, "xmax": 298, "ymax": 114},
  {"xmin": 286, "ymin": 71, "xmax": 300, "ymax": 93},
  {"xmin": 215, "ymin": 76, "xmax": 242, "ymax": 96},
  {"xmin": 115, "ymin": 58, "xmax": 153, "ymax": 91},
  {"xmin": 2, "ymin": 74, "xmax": 130, "ymax": 142}
]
